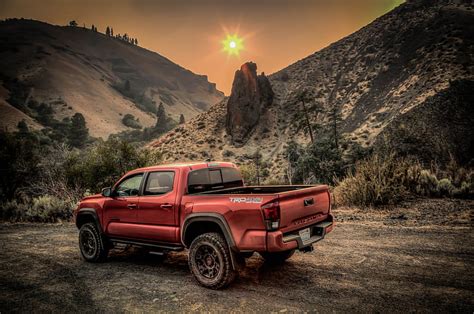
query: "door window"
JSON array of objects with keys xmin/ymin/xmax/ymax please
[
  {"xmin": 116, "ymin": 174, "xmax": 143, "ymax": 197},
  {"xmin": 144, "ymin": 171, "xmax": 175, "ymax": 195}
]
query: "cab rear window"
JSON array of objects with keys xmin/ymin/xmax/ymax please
[{"xmin": 188, "ymin": 167, "xmax": 243, "ymax": 194}]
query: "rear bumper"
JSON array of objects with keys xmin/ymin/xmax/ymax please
[{"xmin": 266, "ymin": 214, "xmax": 334, "ymax": 252}]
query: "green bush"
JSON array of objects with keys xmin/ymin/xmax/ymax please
[
  {"xmin": 415, "ymin": 170, "xmax": 439, "ymax": 196},
  {"xmin": 334, "ymin": 152, "xmax": 473, "ymax": 207},
  {"xmin": 64, "ymin": 138, "xmax": 162, "ymax": 193},
  {"xmin": 437, "ymin": 178, "xmax": 455, "ymax": 197},
  {"xmin": 122, "ymin": 114, "xmax": 142, "ymax": 129},
  {"xmin": 239, "ymin": 164, "xmax": 257, "ymax": 185},
  {"xmin": 334, "ymin": 154, "xmax": 410, "ymax": 207},
  {"xmin": 0, "ymin": 195, "xmax": 73, "ymax": 222},
  {"xmin": 0, "ymin": 200, "xmax": 25, "ymax": 221},
  {"xmin": 222, "ymin": 150, "xmax": 234, "ymax": 157},
  {"xmin": 454, "ymin": 180, "xmax": 473, "ymax": 197}
]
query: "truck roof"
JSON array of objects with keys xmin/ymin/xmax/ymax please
[{"xmin": 131, "ymin": 161, "xmax": 237, "ymax": 173}]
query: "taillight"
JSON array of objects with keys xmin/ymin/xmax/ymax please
[{"xmin": 261, "ymin": 201, "xmax": 280, "ymax": 231}]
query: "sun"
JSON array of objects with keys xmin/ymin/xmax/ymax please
[{"xmin": 222, "ymin": 34, "xmax": 244, "ymax": 56}]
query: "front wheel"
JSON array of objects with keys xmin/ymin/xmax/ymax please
[
  {"xmin": 260, "ymin": 249, "xmax": 295, "ymax": 264},
  {"xmin": 79, "ymin": 222, "xmax": 109, "ymax": 262},
  {"xmin": 188, "ymin": 232, "xmax": 236, "ymax": 289}
]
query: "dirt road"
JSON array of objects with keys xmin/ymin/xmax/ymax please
[{"xmin": 1, "ymin": 200, "xmax": 473, "ymax": 312}]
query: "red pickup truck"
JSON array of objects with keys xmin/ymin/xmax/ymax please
[{"xmin": 74, "ymin": 162, "xmax": 334, "ymax": 289}]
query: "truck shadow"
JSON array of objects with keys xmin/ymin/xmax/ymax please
[{"xmin": 106, "ymin": 247, "xmax": 311, "ymax": 288}]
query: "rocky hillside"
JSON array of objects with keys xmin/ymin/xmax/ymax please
[
  {"xmin": 0, "ymin": 19, "xmax": 223, "ymax": 137},
  {"xmin": 150, "ymin": 0, "xmax": 473, "ymax": 179},
  {"xmin": 226, "ymin": 62, "xmax": 274, "ymax": 146}
]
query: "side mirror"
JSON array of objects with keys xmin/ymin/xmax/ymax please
[{"xmin": 101, "ymin": 187, "xmax": 112, "ymax": 197}]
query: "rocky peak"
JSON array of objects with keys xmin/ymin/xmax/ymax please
[{"xmin": 226, "ymin": 62, "xmax": 274, "ymax": 146}]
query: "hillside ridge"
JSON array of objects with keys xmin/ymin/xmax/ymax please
[
  {"xmin": 0, "ymin": 18, "xmax": 224, "ymax": 137},
  {"xmin": 150, "ymin": 0, "xmax": 474, "ymax": 181}
]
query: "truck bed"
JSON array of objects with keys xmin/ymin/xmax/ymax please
[
  {"xmin": 194, "ymin": 185, "xmax": 331, "ymax": 234},
  {"xmin": 196, "ymin": 185, "xmax": 315, "ymax": 195}
]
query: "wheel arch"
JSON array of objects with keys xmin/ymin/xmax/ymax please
[
  {"xmin": 76, "ymin": 208, "xmax": 102, "ymax": 232},
  {"xmin": 181, "ymin": 213, "xmax": 236, "ymax": 250}
]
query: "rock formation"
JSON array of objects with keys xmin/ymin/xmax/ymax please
[{"xmin": 226, "ymin": 62, "xmax": 274, "ymax": 146}]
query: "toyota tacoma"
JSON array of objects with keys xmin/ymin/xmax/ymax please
[{"xmin": 74, "ymin": 162, "xmax": 334, "ymax": 289}]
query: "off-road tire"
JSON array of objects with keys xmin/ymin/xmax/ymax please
[
  {"xmin": 188, "ymin": 232, "xmax": 236, "ymax": 289},
  {"xmin": 79, "ymin": 222, "xmax": 109, "ymax": 262},
  {"xmin": 260, "ymin": 249, "xmax": 295, "ymax": 264}
]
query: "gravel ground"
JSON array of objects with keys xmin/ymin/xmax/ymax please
[{"xmin": 0, "ymin": 199, "xmax": 473, "ymax": 312}]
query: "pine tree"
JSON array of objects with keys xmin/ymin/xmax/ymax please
[
  {"xmin": 327, "ymin": 104, "xmax": 343, "ymax": 150},
  {"xmin": 155, "ymin": 103, "xmax": 168, "ymax": 132},
  {"xmin": 179, "ymin": 114, "xmax": 185, "ymax": 124},
  {"xmin": 106, "ymin": 26, "xmax": 110, "ymax": 36},
  {"xmin": 91, "ymin": 24, "xmax": 95, "ymax": 31},
  {"xmin": 68, "ymin": 113, "xmax": 88, "ymax": 148},
  {"xmin": 291, "ymin": 88, "xmax": 322, "ymax": 144},
  {"xmin": 111, "ymin": 27, "xmax": 114, "ymax": 36},
  {"xmin": 124, "ymin": 80, "xmax": 131, "ymax": 91},
  {"xmin": 251, "ymin": 150, "xmax": 264, "ymax": 185},
  {"xmin": 135, "ymin": 38, "xmax": 138, "ymax": 45},
  {"xmin": 17, "ymin": 120, "xmax": 29, "ymax": 135}
]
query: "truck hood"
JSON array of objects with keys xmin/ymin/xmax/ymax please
[{"xmin": 81, "ymin": 193, "xmax": 103, "ymax": 201}]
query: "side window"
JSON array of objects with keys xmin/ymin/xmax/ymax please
[
  {"xmin": 144, "ymin": 171, "xmax": 175, "ymax": 195},
  {"xmin": 116, "ymin": 174, "xmax": 143, "ymax": 197}
]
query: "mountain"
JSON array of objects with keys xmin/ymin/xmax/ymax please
[
  {"xmin": 0, "ymin": 19, "xmax": 224, "ymax": 137},
  {"xmin": 150, "ymin": 0, "xmax": 474, "ymax": 180}
]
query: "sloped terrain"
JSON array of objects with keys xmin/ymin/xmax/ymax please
[
  {"xmin": 0, "ymin": 19, "xmax": 223, "ymax": 137},
  {"xmin": 377, "ymin": 79, "xmax": 474, "ymax": 165},
  {"xmin": 151, "ymin": 0, "xmax": 473, "ymax": 179}
]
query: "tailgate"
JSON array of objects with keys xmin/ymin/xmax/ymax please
[{"xmin": 277, "ymin": 185, "xmax": 330, "ymax": 232}]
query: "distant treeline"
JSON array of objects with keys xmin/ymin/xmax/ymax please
[{"xmin": 68, "ymin": 20, "xmax": 138, "ymax": 45}]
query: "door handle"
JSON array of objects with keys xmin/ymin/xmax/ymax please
[
  {"xmin": 160, "ymin": 204, "xmax": 173, "ymax": 209},
  {"xmin": 127, "ymin": 203, "xmax": 138, "ymax": 209}
]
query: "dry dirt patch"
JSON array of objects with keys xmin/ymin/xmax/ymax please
[{"xmin": 0, "ymin": 199, "xmax": 473, "ymax": 312}]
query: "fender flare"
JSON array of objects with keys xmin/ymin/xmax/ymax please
[
  {"xmin": 182, "ymin": 213, "xmax": 241, "ymax": 270},
  {"xmin": 181, "ymin": 213, "xmax": 236, "ymax": 250},
  {"xmin": 75, "ymin": 208, "xmax": 102, "ymax": 232}
]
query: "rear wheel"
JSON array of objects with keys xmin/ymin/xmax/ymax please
[
  {"xmin": 188, "ymin": 232, "xmax": 236, "ymax": 289},
  {"xmin": 260, "ymin": 249, "xmax": 295, "ymax": 264},
  {"xmin": 79, "ymin": 222, "xmax": 109, "ymax": 262}
]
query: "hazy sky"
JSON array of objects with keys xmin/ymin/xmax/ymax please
[{"xmin": 0, "ymin": 0, "xmax": 404, "ymax": 94}]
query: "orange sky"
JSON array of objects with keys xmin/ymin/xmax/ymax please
[{"xmin": 0, "ymin": 0, "xmax": 404, "ymax": 94}]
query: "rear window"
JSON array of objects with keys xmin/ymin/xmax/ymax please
[{"xmin": 188, "ymin": 167, "xmax": 243, "ymax": 194}]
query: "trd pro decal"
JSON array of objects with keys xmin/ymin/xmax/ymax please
[{"xmin": 229, "ymin": 197, "xmax": 263, "ymax": 204}]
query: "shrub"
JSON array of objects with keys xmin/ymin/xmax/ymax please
[
  {"xmin": 122, "ymin": 114, "xmax": 142, "ymax": 129},
  {"xmin": 0, "ymin": 195, "xmax": 73, "ymax": 222},
  {"xmin": 0, "ymin": 200, "xmax": 25, "ymax": 221},
  {"xmin": 240, "ymin": 164, "xmax": 257, "ymax": 185},
  {"xmin": 437, "ymin": 178, "xmax": 455, "ymax": 197},
  {"xmin": 334, "ymin": 154, "xmax": 410, "ymax": 207},
  {"xmin": 415, "ymin": 170, "xmax": 439, "ymax": 196},
  {"xmin": 222, "ymin": 150, "xmax": 234, "ymax": 157},
  {"xmin": 65, "ymin": 138, "xmax": 162, "ymax": 193},
  {"xmin": 454, "ymin": 180, "xmax": 473, "ymax": 197}
]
